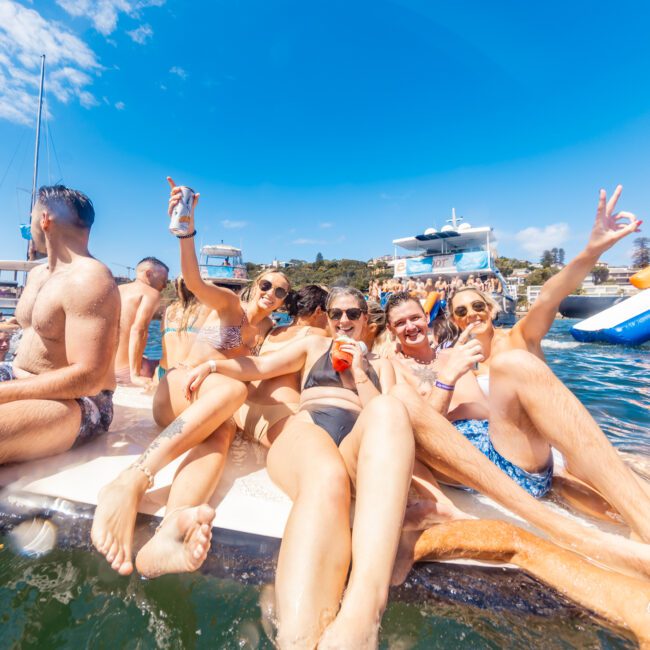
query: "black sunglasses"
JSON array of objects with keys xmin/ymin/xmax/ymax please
[
  {"xmin": 453, "ymin": 300, "xmax": 487, "ymax": 318},
  {"xmin": 259, "ymin": 279, "xmax": 288, "ymax": 300},
  {"xmin": 327, "ymin": 307, "xmax": 367, "ymax": 321}
]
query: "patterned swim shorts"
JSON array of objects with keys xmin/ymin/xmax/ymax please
[
  {"xmin": 453, "ymin": 418, "xmax": 553, "ymax": 498},
  {"xmin": 0, "ymin": 362, "xmax": 114, "ymax": 446}
]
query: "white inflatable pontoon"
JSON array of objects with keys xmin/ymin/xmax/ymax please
[{"xmin": 570, "ymin": 289, "xmax": 650, "ymax": 346}]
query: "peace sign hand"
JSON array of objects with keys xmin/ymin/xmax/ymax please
[{"xmin": 586, "ymin": 185, "xmax": 642, "ymax": 257}]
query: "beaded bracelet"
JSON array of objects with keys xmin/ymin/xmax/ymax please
[
  {"xmin": 130, "ymin": 461, "xmax": 154, "ymax": 488},
  {"xmin": 434, "ymin": 379, "xmax": 455, "ymax": 392},
  {"xmin": 177, "ymin": 230, "xmax": 197, "ymax": 239}
]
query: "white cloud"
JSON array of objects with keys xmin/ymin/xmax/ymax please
[
  {"xmin": 515, "ymin": 222, "xmax": 570, "ymax": 257},
  {"xmin": 115, "ymin": 100, "xmax": 125, "ymax": 110},
  {"xmin": 0, "ymin": 1, "xmax": 102, "ymax": 125},
  {"xmin": 221, "ymin": 219, "xmax": 247, "ymax": 229},
  {"xmin": 127, "ymin": 23, "xmax": 153, "ymax": 44},
  {"xmin": 56, "ymin": 0, "xmax": 165, "ymax": 36},
  {"xmin": 319, "ymin": 222, "xmax": 333, "ymax": 229},
  {"xmin": 292, "ymin": 238, "xmax": 326, "ymax": 245},
  {"xmin": 170, "ymin": 66, "xmax": 187, "ymax": 80}
]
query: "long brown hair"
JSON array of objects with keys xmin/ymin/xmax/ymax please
[{"xmin": 170, "ymin": 276, "xmax": 201, "ymax": 331}]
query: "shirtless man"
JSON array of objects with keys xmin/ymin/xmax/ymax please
[
  {"xmin": 0, "ymin": 185, "xmax": 119, "ymax": 464},
  {"xmin": 114, "ymin": 257, "xmax": 168, "ymax": 386},
  {"xmin": 385, "ymin": 291, "xmax": 650, "ymax": 579}
]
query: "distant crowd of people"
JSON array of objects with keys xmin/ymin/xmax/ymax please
[
  {"xmin": 369, "ymin": 274, "xmax": 502, "ymax": 303},
  {"xmin": 2, "ymin": 180, "xmax": 650, "ymax": 648}
]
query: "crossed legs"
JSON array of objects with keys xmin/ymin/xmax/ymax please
[{"xmin": 91, "ymin": 374, "xmax": 247, "ymax": 575}]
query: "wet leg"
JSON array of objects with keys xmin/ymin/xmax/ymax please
[
  {"xmin": 319, "ymin": 396, "xmax": 414, "ymax": 649},
  {"xmin": 0, "ymin": 398, "xmax": 81, "ymax": 464},
  {"xmin": 135, "ymin": 419, "xmax": 236, "ymax": 577},
  {"xmin": 91, "ymin": 375, "xmax": 246, "ymax": 575},
  {"xmin": 489, "ymin": 349, "xmax": 650, "ymax": 540},
  {"xmin": 413, "ymin": 520, "xmax": 650, "ymax": 647},
  {"xmin": 390, "ymin": 383, "xmax": 650, "ymax": 580},
  {"xmin": 266, "ymin": 420, "xmax": 352, "ymax": 649}
]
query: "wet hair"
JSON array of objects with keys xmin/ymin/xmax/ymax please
[
  {"xmin": 448, "ymin": 286, "xmax": 500, "ymax": 322},
  {"xmin": 240, "ymin": 269, "xmax": 291, "ymax": 302},
  {"xmin": 37, "ymin": 185, "xmax": 95, "ymax": 229},
  {"xmin": 138, "ymin": 256, "xmax": 170, "ymax": 273},
  {"xmin": 284, "ymin": 284, "xmax": 328, "ymax": 318},
  {"xmin": 326, "ymin": 286, "xmax": 367, "ymax": 312}
]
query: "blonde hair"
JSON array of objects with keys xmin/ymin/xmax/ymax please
[
  {"xmin": 240, "ymin": 269, "xmax": 291, "ymax": 302},
  {"xmin": 448, "ymin": 286, "xmax": 500, "ymax": 321}
]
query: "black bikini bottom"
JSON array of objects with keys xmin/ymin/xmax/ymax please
[{"xmin": 301, "ymin": 405, "xmax": 360, "ymax": 446}]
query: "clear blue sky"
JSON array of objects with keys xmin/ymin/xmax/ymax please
[{"xmin": 1, "ymin": 0, "xmax": 649, "ymax": 276}]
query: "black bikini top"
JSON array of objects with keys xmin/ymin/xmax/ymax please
[{"xmin": 303, "ymin": 342, "xmax": 382, "ymax": 394}]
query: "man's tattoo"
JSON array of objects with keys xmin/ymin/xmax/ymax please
[
  {"xmin": 137, "ymin": 416, "xmax": 187, "ymax": 465},
  {"xmin": 410, "ymin": 364, "xmax": 438, "ymax": 388}
]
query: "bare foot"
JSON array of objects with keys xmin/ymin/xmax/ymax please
[
  {"xmin": 91, "ymin": 469, "xmax": 150, "ymax": 575},
  {"xmin": 135, "ymin": 504, "xmax": 215, "ymax": 578},
  {"xmin": 318, "ymin": 611, "xmax": 379, "ymax": 650},
  {"xmin": 392, "ymin": 499, "xmax": 475, "ymax": 586}
]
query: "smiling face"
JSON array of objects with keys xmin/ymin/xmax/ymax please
[
  {"xmin": 387, "ymin": 299, "xmax": 429, "ymax": 348},
  {"xmin": 450, "ymin": 289, "xmax": 494, "ymax": 334},
  {"xmin": 327, "ymin": 293, "xmax": 367, "ymax": 341},
  {"xmin": 255, "ymin": 272, "xmax": 290, "ymax": 312}
]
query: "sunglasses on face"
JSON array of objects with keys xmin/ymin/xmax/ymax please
[
  {"xmin": 259, "ymin": 279, "xmax": 288, "ymax": 300},
  {"xmin": 327, "ymin": 307, "xmax": 367, "ymax": 321},
  {"xmin": 453, "ymin": 300, "xmax": 488, "ymax": 318}
]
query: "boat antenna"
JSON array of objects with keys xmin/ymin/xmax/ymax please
[
  {"xmin": 27, "ymin": 54, "xmax": 46, "ymax": 261},
  {"xmin": 446, "ymin": 207, "xmax": 463, "ymax": 229}
]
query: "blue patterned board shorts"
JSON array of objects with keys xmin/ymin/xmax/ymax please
[
  {"xmin": 0, "ymin": 361, "xmax": 114, "ymax": 447},
  {"xmin": 453, "ymin": 418, "xmax": 553, "ymax": 498}
]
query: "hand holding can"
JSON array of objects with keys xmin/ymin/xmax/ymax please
[{"xmin": 167, "ymin": 176, "xmax": 198, "ymax": 236}]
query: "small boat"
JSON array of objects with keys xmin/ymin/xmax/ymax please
[
  {"xmin": 391, "ymin": 211, "xmax": 517, "ymax": 327},
  {"xmin": 199, "ymin": 244, "xmax": 249, "ymax": 291},
  {"xmin": 558, "ymin": 294, "xmax": 625, "ymax": 319}
]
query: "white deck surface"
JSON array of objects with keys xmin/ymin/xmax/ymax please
[{"xmin": 0, "ymin": 387, "xmax": 624, "ymax": 566}]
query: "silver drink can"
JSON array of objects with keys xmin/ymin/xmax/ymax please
[{"xmin": 169, "ymin": 186, "xmax": 195, "ymax": 235}]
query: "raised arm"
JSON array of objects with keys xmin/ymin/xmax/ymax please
[
  {"xmin": 0, "ymin": 270, "xmax": 119, "ymax": 403},
  {"xmin": 518, "ymin": 185, "xmax": 641, "ymax": 346},
  {"xmin": 166, "ymin": 177, "xmax": 242, "ymax": 315}
]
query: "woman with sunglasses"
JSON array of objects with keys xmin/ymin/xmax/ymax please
[
  {"xmin": 183, "ymin": 287, "xmax": 414, "ymax": 648},
  {"xmin": 91, "ymin": 179, "xmax": 291, "ymax": 577}
]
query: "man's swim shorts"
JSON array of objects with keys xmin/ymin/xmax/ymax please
[{"xmin": 453, "ymin": 418, "xmax": 553, "ymax": 498}]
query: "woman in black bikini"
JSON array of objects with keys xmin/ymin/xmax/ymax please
[{"xmin": 184, "ymin": 287, "xmax": 415, "ymax": 649}]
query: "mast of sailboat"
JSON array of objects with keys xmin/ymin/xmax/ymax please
[{"xmin": 27, "ymin": 54, "xmax": 46, "ymax": 261}]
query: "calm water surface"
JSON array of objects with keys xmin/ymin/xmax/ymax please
[{"xmin": 1, "ymin": 320, "xmax": 647, "ymax": 649}]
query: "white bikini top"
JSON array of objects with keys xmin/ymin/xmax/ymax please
[{"xmin": 476, "ymin": 373, "xmax": 490, "ymax": 397}]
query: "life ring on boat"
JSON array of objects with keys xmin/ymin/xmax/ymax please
[{"xmin": 630, "ymin": 266, "xmax": 650, "ymax": 290}]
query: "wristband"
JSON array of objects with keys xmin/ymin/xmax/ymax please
[
  {"xmin": 208, "ymin": 359, "xmax": 217, "ymax": 373},
  {"xmin": 177, "ymin": 230, "xmax": 197, "ymax": 239},
  {"xmin": 434, "ymin": 380, "xmax": 455, "ymax": 392},
  {"xmin": 355, "ymin": 374, "xmax": 369, "ymax": 385}
]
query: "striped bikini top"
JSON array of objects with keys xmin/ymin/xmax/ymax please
[{"xmin": 196, "ymin": 312, "xmax": 261, "ymax": 354}]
